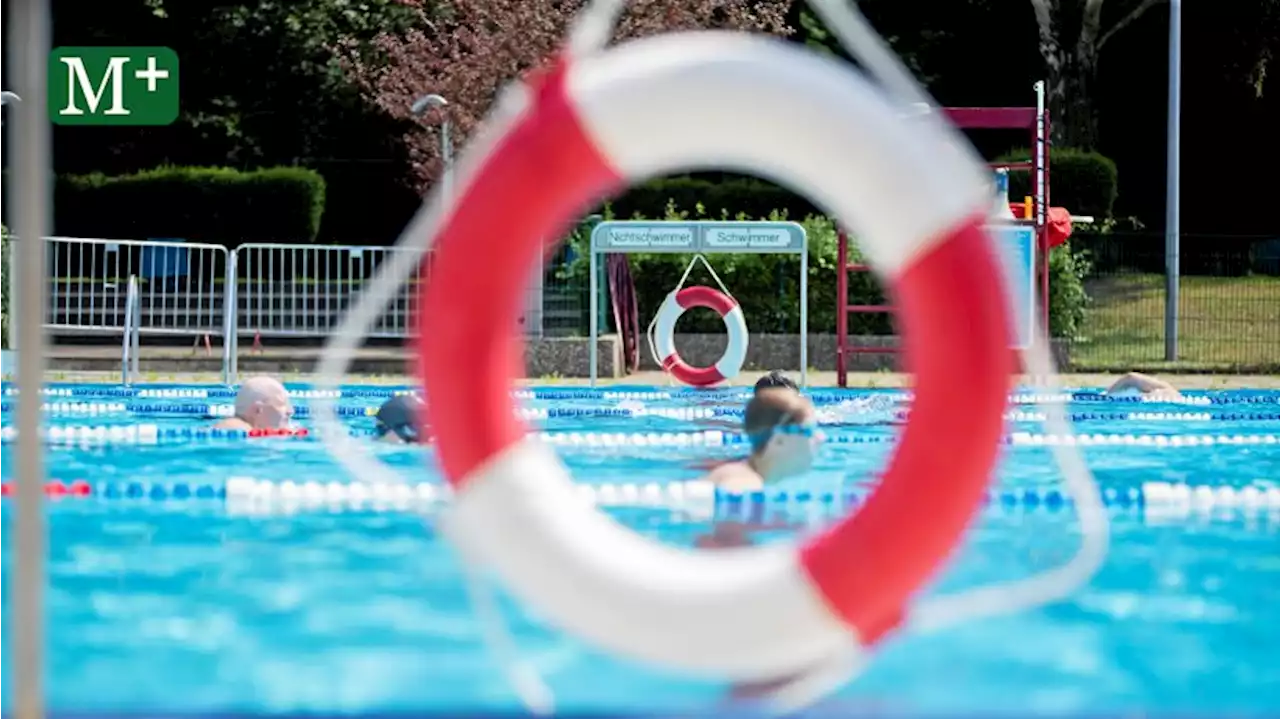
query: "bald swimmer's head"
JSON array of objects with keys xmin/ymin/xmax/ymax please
[{"xmin": 233, "ymin": 376, "xmax": 293, "ymax": 429}]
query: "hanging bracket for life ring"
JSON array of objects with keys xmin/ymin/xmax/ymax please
[
  {"xmin": 417, "ymin": 30, "xmax": 1014, "ymax": 689},
  {"xmin": 646, "ymin": 255, "xmax": 748, "ymax": 387}
]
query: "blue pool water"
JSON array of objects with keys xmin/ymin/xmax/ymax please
[{"xmin": 3, "ymin": 383, "xmax": 1280, "ymax": 716}]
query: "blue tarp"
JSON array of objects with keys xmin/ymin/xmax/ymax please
[{"xmin": 140, "ymin": 238, "xmax": 189, "ymax": 279}]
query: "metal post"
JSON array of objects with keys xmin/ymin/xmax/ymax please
[
  {"xmin": 589, "ymin": 241, "xmax": 599, "ymax": 387},
  {"xmin": 223, "ymin": 251, "xmax": 238, "ymax": 385},
  {"xmin": 1164, "ymin": 0, "xmax": 1182, "ymax": 361},
  {"xmin": 8, "ymin": 0, "xmax": 51, "ymax": 717},
  {"xmin": 441, "ymin": 119, "xmax": 454, "ymax": 202},
  {"xmin": 799, "ymin": 239, "xmax": 808, "ymax": 388}
]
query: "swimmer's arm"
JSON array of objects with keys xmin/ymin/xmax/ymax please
[{"xmin": 1107, "ymin": 372, "xmax": 1178, "ymax": 395}]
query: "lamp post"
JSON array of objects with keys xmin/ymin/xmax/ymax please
[
  {"xmin": 1164, "ymin": 0, "xmax": 1182, "ymax": 361},
  {"xmin": 0, "ymin": 88, "xmax": 20, "ymax": 225},
  {"xmin": 410, "ymin": 93, "xmax": 453, "ymax": 200}
]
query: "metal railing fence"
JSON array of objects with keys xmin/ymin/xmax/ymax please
[
  {"xmin": 6, "ymin": 237, "xmax": 591, "ymax": 381},
  {"xmin": 40, "ymin": 236, "xmax": 231, "ymax": 338},
  {"xmin": 11, "ymin": 232, "xmax": 1274, "ymax": 379}
]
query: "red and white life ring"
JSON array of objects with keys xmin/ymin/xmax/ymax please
[
  {"xmin": 653, "ymin": 286, "xmax": 747, "ymax": 386},
  {"xmin": 418, "ymin": 33, "xmax": 1013, "ymax": 683}
]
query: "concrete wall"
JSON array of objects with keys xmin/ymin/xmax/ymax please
[
  {"xmin": 525, "ymin": 334, "xmax": 1070, "ymax": 377},
  {"xmin": 519, "ymin": 332, "xmax": 1070, "ymax": 376},
  {"xmin": 38, "ymin": 335, "xmax": 1069, "ymax": 378}
]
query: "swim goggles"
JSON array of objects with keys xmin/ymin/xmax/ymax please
[
  {"xmin": 375, "ymin": 420, "xmax": 421, "ymax": 443},
  {"xmin": 748, "ymin": 416, "xmax": 821, "ymax": 450}
]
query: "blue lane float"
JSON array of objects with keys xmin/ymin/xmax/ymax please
[
  {"xmin": 6, "ymin": 401, "xmax": 1280, "ymax": 423},
  {"xmin": 6, "ymin": 478, "xmax": 1277, "ymax": 517},
  {"xmin": 7, "ymin": 382, "xmax": 1279, "ymax": 405},
  {"xmin": 5, "ymin": 424, "xmax": 1280, "ymax": 448}
]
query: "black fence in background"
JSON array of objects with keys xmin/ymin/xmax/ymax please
[{"xmin": 1067, "ymin": 232, "xmax": 1280, "ymax": 371}]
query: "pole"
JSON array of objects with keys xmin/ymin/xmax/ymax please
[
  {"xmin": 9, "ymin": 0, "xmax": 51, "ymax": 717},
  {"xmin": 1164, "ymin": 0, "xmax": 1182, "ymax": 361},
  {"xmin": 441, "ymin": 119, "xmax": 454, "ymax": 202},
  {"xmin": 589, "ymin": 243, "xmax": 598, "ymax": 387}
]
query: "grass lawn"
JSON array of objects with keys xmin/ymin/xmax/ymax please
[{"xmin": 1070, "ymin": 273, "xmax": 1280, "ymax": 371}]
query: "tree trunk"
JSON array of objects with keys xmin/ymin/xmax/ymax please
[
  {"xmin": 1031, "ymin": 0, "xmax": 1101, "ymax": 149},
  {"xmin": 1061, "ymin": 43, "xmax": 1101, "ymax": 148},
  {"xmin": 1031, "ymin": 0, "xmax": 1165, "ymax": 150}
]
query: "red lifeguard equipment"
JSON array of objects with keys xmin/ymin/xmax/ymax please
[{"xmin": 836, "ymin": 87, "xmax": 1075, "ymax": 385}]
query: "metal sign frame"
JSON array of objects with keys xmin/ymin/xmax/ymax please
[{"xmin": 588, "ymin": 220, "xmax": 808, "ymax": 387}]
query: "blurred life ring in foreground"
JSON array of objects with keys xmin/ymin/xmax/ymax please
[{"xmin": 418, "ymin": 32, "xmax": 1014, "ymax": 683}]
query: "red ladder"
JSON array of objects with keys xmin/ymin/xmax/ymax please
[
  {"xmin": 834, "ymin": 101, "xmax": 1052, "ymax": 387},
  {"xmin": 835, "ymin": 228, "xmax": 897, "ymax": 387}
]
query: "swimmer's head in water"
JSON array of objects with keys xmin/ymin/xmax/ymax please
[
  {"xmin": 754, "ymin": 370, "xmax": 798, "ymax": 393},
  {"xmin": 744, "ymin": 387, "xmax": 822, "ymax": 478},
  {"xmin": 233, "ymin": 376, "xmax": 293, "ymax": 429},
  {"xmin": 375, "ymin": 394, "xmax": 426, "ymax": 444}
]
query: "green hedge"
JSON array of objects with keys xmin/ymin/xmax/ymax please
[
  {"xmin": 563, "ymin": 203, "xmax": 1090, "ymax": 339},
  {"xmin": 997, "ymin": 147, "xmax": 1118, "ymax": 220},
  {"xmin": 55, "ymin": 166, "xmax": 326, "ymax": 248},
  {"xmin": 606, "ymin": 177, "xmax": 818, "ymax": 223}
]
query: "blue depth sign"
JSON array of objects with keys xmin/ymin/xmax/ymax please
[{"xmin": 991, "ymin": 223, "xmax": 1037, "ymax": 349}]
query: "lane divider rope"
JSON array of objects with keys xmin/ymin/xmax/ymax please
[
  {"xmin": 5, "ymin": 425, "xmax": 1280, "ymax": 447},
  {"xmin": 5, "ymin": 479, "xmax": 1277, "ymax": 512},
  {"xmin": 7, "ymin": 401, "xmax": 1280, "ymax": 423},
  {"xmin": 7, "ymin": 384, "xmax": 1276, "ymax": 405}
]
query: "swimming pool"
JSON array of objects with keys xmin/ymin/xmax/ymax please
[{"xmin": 3, "ymin": 382, "xmax": 1279, "ymax": 716}]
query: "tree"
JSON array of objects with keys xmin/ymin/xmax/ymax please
[
  {"xmin": 1028, "ymin": 0, "xmax": 1167, "ymax": 149},
  {"xmin": 50, "ymin": 0, "xmax": 431, "ymax": 172},
  {"xmin": 343, "ymin": 0, "xmax": 793, "ymax": 193}
]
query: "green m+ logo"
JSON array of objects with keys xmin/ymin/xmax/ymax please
[{"xmin": 49, "ymin": 47, "xmax": 179, "ymax": 126}]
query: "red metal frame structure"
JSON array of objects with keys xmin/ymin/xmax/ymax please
[{"xmin": 836, "ymin": 96, "xmax": 1051, "ymax": 386}]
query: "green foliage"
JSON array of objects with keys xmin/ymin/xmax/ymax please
[
  {"xmin": 562, "ymin": 203, "xmax": 885, "ymax": 335},
  {"xmin": 55, "ymin": 167, "xmax": 326, "ymax": 248},
  {"xmin": 997, "ymin": 147, "xmax": 1119, "ymax": 220},
  {"xmin": 606, "ymin": 177, "xmax": 818, "ymax": 226},
  {"xmin": 565, "ymin": 202, "xmax": 1090, "ymax": 339},
  {"xmin": 1046, "ymin": 243, "xmax": 1092, "ymax": 340}
]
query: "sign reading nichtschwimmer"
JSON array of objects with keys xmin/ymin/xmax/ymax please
[
  {"xmin": 591, "ymin": 221, "xmax": 806, "ymax": 253},
  {"xmin": 49, "ymin": 47, "xmax": 180, "ymax": 126},
  {"xmin": 587, "ymin": 221, "xmax": 809, "ymax": 388}
]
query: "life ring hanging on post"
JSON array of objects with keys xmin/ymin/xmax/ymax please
[
  {"xmin": 647, "ymin": 255, "xmax": 748, "ymax": 387},
  {"xmin": 417, "ymin": 32, "xmax": 1012, "ymax": 688}
]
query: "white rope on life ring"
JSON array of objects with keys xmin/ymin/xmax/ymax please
[
  {"xmin": 416, "ymin": 28, "xmax": 1013, "ymax": 688},
  {"xmin": 646, "ymin": 255, "xmax": 748, "ymax": 386}
]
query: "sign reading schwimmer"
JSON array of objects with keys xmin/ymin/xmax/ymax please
[
  {"xmin": 591, "ymin": 221, "xmax": 806, "ymax": 253},
  {"xmin": 588, "ymin": 221, "xmax": 809, "ymax": 387},
  {"xmin": 49, "ymin": 47, "xmax": 179, "ymax": 126}
]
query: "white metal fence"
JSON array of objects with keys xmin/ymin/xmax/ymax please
[
  {"xmin": 235, "ymin": 243, "xmax": 424, "ymax": 339},
  {"xmin": 2, "ymin": 236, "xmax": 569, "ymax": 381},
  {"xmin": 39, "ymin": 236, "xmax": 232, "ymax": 338}
]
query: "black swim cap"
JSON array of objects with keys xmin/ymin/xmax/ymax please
[
  {"xmin": 754, "ymin": 370, "xmax": 798, "ymax": 393},
  {"xmin": 375, "ymin": 394, "xmax": 426, "ymax": 443}
]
